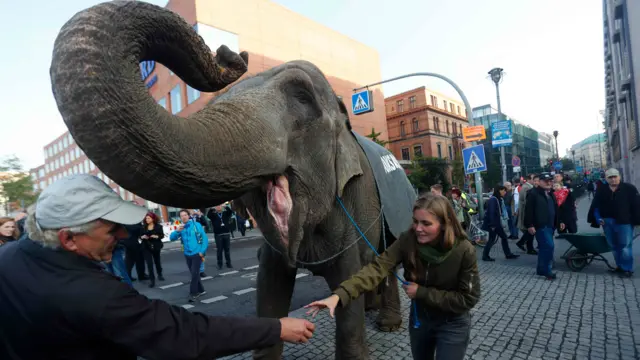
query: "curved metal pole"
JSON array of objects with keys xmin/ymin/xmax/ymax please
[{"xmin": 355, "ymin": 72, "xmax": 485, "ymax": 217}]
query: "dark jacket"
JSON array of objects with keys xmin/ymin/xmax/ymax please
[
  {"xmin": 557, "ymin": 189, "xmax": 577, "ymax": 233},
  {"xmin": 207, "ymin": 208, "xmax": 233, "ymax": 235},
  {"xmin": 139, "ymin": 223, "xmax": 165, "ymax": 252},
  {"xmin": 333, "ymin": 231, "xmax": 480, "ymax": 315},
  {"xmin": 122, "ymin": 223, "xmax": 142, "ymax": 249},
  {"xmin": 0, "ymin": 238, "xmax": 281, "ymax": 360},
  {"xmin": 482, "ymin": 196, "xmax": 504, "ymax": 230},
  {"xmin": 587, "ymin": 182, "xmax": 640, "ymax": 227},
  {"xmin": 524, "ymin": 187, "xmax": 560, "ymax": 230}
]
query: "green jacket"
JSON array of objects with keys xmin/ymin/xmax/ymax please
[{"xmin": 333, "ymin": 231, "xmax": 480, "ymax": 315}]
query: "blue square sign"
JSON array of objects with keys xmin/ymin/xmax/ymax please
[
  {"xmin": 352, "ymin": 90, "xmax": 374, "ymax": 115},
  {"xmin": 463, "ymin": 145, "xmax": 487, "ymax": 175}
]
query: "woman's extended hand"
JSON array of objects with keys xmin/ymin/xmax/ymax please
[
  {"xmin": 304, "ymin": 294, "xmax": 340, "ymax": 319},
  {"xmin": 402, "ymin": 282, "xmax": 419, "ymax": 299}
]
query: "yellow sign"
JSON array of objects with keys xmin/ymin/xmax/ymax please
[{"xmin": 462, "ymin": 126, "xmax": 487, "ymax": 142}]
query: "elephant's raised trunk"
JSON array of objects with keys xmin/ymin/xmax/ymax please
[{"xmin": 50, "ymin": 1, "xmax": 287, "ymax": 208}]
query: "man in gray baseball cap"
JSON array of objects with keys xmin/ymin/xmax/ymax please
[{"xmin": 0, "ymin": 174, "xmax": 314, "ymax": 359}]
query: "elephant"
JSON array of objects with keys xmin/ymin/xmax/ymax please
[{"xmin": 49, "ymin": 1, "xmax": 416, "ymax": 359}]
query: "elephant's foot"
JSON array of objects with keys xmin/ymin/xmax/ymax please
[
  {"xmin": 252, "ymin": 343, "xmax": 283, "ymax": 360},
  {"xmin": 375, "ymin": 310, "xmax": 402, "ymax": 332}
]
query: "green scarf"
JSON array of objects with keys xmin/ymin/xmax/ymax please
[{"xmin": 417, "ymin": 238, "xmax": 458, "ymax": 264}]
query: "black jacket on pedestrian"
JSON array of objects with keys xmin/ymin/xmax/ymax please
[
  {"xmin": 207, "ymin": 208, "xmax": 232, "ymax": 235},
  {"xmin": 587, "ymin": 182, "xmax": 640, "ymax": 227},
  {"xmin": 524, "ymin": 187, "xmax": 560, "ymax": 230},
  {"xmin": 122, "ymin": 223, "xmax": 142, "ymax": 249},
  {"xmin": 139, "ymin": 223, "xmax": 165, "ymax": 252},
  {"xmin": 0, "ymin": 238, "xmax": 281, "ymax": 360}
]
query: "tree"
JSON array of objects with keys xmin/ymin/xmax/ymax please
[
  {"xmin": 365, "ymin": 127, "xmax": 389, "ymax": 147},
  {"xmin": 407, "ymin": 155, "xmax": 450, "ymax": 194},
  {"xmin": 0, "ymin": 155, "xmax": 38, "ymax": 213},
  {"xmin": 450, "ymin": 155, "xmax": 465, "ymax": 188}
]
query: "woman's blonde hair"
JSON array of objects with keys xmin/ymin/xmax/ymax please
[
  {"xmin": 552, "ymin": 183, "xmax": 562, "ymax": 190},
  {"xmin": 404, "ymin": 192, "xmax": 468, "ymax": 282},
  {"xmin": 0, "ymin": 217, "xmax": 20, "ymax": 240}
]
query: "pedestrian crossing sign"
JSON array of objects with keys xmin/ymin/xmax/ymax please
[
  {"xmin": 351, "ymin": 90, "xmax": 374, "ymax": 115},
  {"xmin": 462, "ymin": 145, "xmax": 487, "ymax": 175}
]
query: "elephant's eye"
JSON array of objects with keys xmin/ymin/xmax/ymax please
[{"xmin": 293, "ymin": 89, "xmax": 314, "ymax": 104}]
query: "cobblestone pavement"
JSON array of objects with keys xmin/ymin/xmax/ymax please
[{"xmin": 221, "ymin": 196, "xmax": 640, "ymax": 360}]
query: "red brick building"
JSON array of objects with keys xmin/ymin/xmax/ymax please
[
  {"xmin": 385, "ymin": 86, "xmax": 469, "ymax": 164},
  {"xmin": 30, "ymin": 0, "xmax": 388, "ymax": 222}
]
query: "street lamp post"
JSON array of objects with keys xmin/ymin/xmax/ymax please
[
  {"xmin": 571, "ymin": 149, "xmax": 576, "ymax": 171},
  {"xmin": 353, "ymin": 72, "xmax": 486, "ymax": 218},
  {"xmin": 488, "ymin": 67, "xmax": 507, "ymax": 184},
  {"xmin": 552, "ymin": 131, "xmax": 559, "ymax": 172}
]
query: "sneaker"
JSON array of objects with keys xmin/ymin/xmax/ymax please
[
  {"xmin": 544, "ymin": 273, "xmax": 557, "ymax": 280},
  {"xmin": 482, "ymin": 257, "xmax": 495, "ymax": 262},
  {"xmin": 200, "ymin": 272, "xmax": 207, "ymax": 278},
  {"xmin": 226, "ymin": 263, "xmax": 233, "ymax": 269},
  {"xmin": 516, "ymin": 244, "xmax": 526, "ymax": 252},
  {"xmin": 188, "ymin": 296, "xmax": 197, "ymax": 303},
  {"xmin": 197, "ymin": 291, "xmax": 207, "ymax": 297},
  {"xmin": 621, "ymin": 271, "xmax": 633, "ymax": 278},
  {"xmin": 527, "ymin": 250, "xmax": 538, "ymax": 255}
]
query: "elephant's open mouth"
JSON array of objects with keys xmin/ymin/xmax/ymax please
[{"xmin": 265, "ymin": 175, "xmax": 292, "ymax": 248}]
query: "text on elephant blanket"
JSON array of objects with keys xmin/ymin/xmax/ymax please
[{"xmin": 380, "ymin": 155, "xmax": 403, "ymax": 174}]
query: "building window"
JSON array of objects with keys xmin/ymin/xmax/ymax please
[
  {"xmin": 187, "ymin": 85, "xmax": 200, "ymax": 104},
  {"xmin": 65, "ymin": 153, "xmax": 70, "ymax": 164},
  {"xmin": 433, "ymin": 117, "xmax": 440, "ymax": 133},
  {"xmin": 450, "ymin": 103, "xmax": 455, "ymax": 113},
  {"xmin": 412, "ymin": 118, "xmax": 419, "ymax": 132},
  {"xmin": 55, "ymin": 158, "xmax": 59, "ymax": 169},
  {"xmin": 53, "ymin": 143, "xmax": 58, "ymax": 153},
  {"xmin": 68, "ymin": 134, "xmax": 74, "ymax": 144},
  {"xmin": 73, "ymin": 165, "xmax": 79, "ymax": 174},
  {"xmin": 397, "ymin": 100, "xmax": 404, "ymax": 112},
  {"xmin": 84, "ymin": 159, "xmax": 90, "ymax": 172},
  {"xmin": 170, "ymin": 85, "xmax": 183, "ymax": 114},
  {"xmin": 63, "ymin": 137, "xmax": 68, "ymax": 148},
  {"xmin": 443, "ymin": 100, "xmax": 447, "ymax": 110},
  {"xmin": 414, "ymin": 145, "xmax": 423, "ymax": 157},
  {"xmin": 457, "ymin": 105, "xmax": 461, "ymax": 115},
  {"xmin": 400, "ymin": 121, "xmax": 406, "ymax": 137},
  {"xmin": 430, "ymin": 95, "xmax": 437, "ymax": 106},
  {"xmin": 75, "ymin": 147, "xmax": 80, "ymax": 158},
  {"xmin": 446, "ymin": 120, "xmax": 450, "ymax": 134},
  {"xmin": 437, "ymin": 143, "xmax": 442, "ymax": 158},
  {"xmin": 45, "ymin": 164, "xmax": 49, "ymax": 173},
  {"xmin": 453, "ymin": 123, "xmax": 457, "ymax": 136},
  {"xmin": 158, "ymin": 97, "xmax": 167, "ymax": 109},
  {"xmin": 448, "ymin": 145, "xmax": 453, "ymax": 160},
  {"xmin": 459, "ymin": 124, "xmax": 463, "ymax": 135},
  {"xmin": 409, "ymin": 96, "xmax": 416, "ymax": 109},
  {"xmin": 401, "ymin": 148, "xmax": 410, "ymax": 160},
  {"xmin": 38, "ymin": 169, "xmax": 45, "ymax": 177}
]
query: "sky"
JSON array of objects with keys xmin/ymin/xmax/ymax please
[{"xmin": 0, "ymin": 0, "xmax": 605, "ymax": 170}]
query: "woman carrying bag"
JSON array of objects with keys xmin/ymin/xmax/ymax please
[
  {"xmin": 140, "ymin": 212, "xmax": 165, "ymax": 287},
  {"xmin": 482, "ymin": 185, "xmax": 519, "ymax": 261}
]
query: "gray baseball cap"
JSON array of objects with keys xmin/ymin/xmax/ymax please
[{"xmin": 35, "ymin": 174, "xmax": 147, "ymax": 229}]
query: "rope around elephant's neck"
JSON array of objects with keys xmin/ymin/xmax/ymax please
[
  {"xmin": 261, "ymin": 205, "xmax": 383, "ymax": 266},
  {"xmin": 334, "ymin": 196, "xmax": 421, "ymax": 329}
]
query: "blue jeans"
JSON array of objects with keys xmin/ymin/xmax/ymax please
[
  {"xmin": 185, "ymin": 254, "xmax": 205, "ymax": 296},
  {"xmin": 409, "ymin": 301, "xmax": 470, "ymax": 360},
  {"xmin": 105, "ymin": 246, "xmax": 132, "ymax": 286},
  {"xmin": 603, "ymin": 219, "xmax": 634, "ymax": 272},
  {"xmin": 535, "ymin": 227, "xmax": 554, "ymax": 276},
  {"xmin": 506, "ymin": 205, "xmax": 517, "ymax": 237}
]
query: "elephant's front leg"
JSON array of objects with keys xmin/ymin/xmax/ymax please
[
  {"xmin": 253, "ymin": 243, "xmax": 296, "ymax": 360},
  {"xmin": 325, "ymin": 253, "xmax": 370, "ymax": 360},
  {"xmin": 375, "ymin": 273, "xmax": 402, "ymax": 332}
]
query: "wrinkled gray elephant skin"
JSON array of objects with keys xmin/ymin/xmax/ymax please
[{"xmin": 50, "ymin": 2, "xmax": 403, "ymax": 359}]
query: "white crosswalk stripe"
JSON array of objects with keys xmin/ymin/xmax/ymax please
[
  {"xmin": 233, "ymin": 287, "xmax": 256, "ymax": 295},
  {"xmin": 201, "ymin": 295, "xmax": 228, "ymax": 304},
  {"xmin": 159, "ymin": 282, "xmax": 184, "ymax": 290}
]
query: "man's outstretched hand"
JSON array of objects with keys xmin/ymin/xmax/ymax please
[{"xmin": 279, "ymin": 318, "xmax": 315, "ymax": 344}]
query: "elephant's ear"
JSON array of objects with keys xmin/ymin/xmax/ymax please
[{"xmin": 335, "ymin": 97, "xmax": 363, "ymax": 197}]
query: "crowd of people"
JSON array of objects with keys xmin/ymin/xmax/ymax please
[{"xmin": 0, "ymin": 168, "xmax": 636, "ymax": 359}]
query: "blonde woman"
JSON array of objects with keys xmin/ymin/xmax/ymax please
[
  {"xmin": 0, "ymin": 217, "xmax": 20, "ymax": 245},
  {"xmin": 305, "ymin": 193, "xmax": 480, "ymax": 360}
]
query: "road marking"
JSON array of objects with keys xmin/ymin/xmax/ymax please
[
  {"xmin": 201, "ymin": 295, "xmax": 228, "ymax": 304},
  {"xmin": 201, "ymin": 276, "xmax": 213, "ymax": 281},
  {"xmin": 220, "ymin": 270, "xmax": 239, "ymax": 276},
  {"xmin": 182, "ymin": 304, "xmax": 194, "ymax": 309},
  {"xmin": 159, "ymin": 282, "xmax": 184, "ymax": 289},
  {"xmin": 243, "ymin": 265, "xmax": 260, "ymax": 270},
  {"xmin": 296, "ymin": 273, "xmax": 309, "ymax": 279},
  {"xmin": 233, "ymin": 287, "xmax": 256, "ymax": 295}
]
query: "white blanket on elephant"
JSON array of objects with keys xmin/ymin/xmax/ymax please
[{"xmin": 352, "ymin": 132, "xmax": 417, "ymax": 240}]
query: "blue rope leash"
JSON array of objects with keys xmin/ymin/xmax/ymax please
[{"xmin": 335, "ymin": 196, "xmax": 421, "ymax": 329}]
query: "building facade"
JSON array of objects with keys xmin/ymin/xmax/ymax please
[
  {"xmin": 603, "ymin": 0, "xmax": 640, "ymax": 184},
  {"xmin": 472, "ymin": 104, "xmax": 543, "ymax": 182},
  {"xmin": 385, "ymin": 87, "xmax": 468, "ymax": 164},
  {"xmin": 538, "ymin": 132, "xmax": 557, "ymax": 167},
  {"xmin": 570, "ymin": 133, "xmax": 608, "ymax": 171},
  {"xmin": 30, "ymin": 0, "xmax": 388, "ymax": 222}
]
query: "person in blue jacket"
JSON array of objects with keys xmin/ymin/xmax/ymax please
[{"xmin": 170, "ymin": 209, "xmax": 209, "ymax": 302}]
